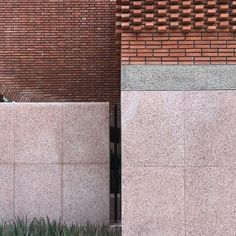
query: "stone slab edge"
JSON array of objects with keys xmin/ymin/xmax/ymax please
[{"xmin": 121, "ymin": 65, "xmax": 236, "ymax": 91}]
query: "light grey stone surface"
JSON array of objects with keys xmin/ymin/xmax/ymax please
[
  {"xmin": 0, "ymin": 165, "xmax": 14, "ymax": 220},
  {"xmin": 15, "ymin": 164, "xmax": 62, "ymax": 220},
  {"xmin": 185, "ymin": 167, "xmax": 236, "ymax": 236},
  {"xmin": 122, "ymin": 65, "xmax": 236, "ymax": 91},
  {"xmin": 15, "ymin": 103, "xmax": 62, "ymax": 164},
  {"xmin": 122, "ymin": 167, "xmax": 185, "ymax": 236},
  {"xmin": 185, "ymin": 91, "xmax": 236, "ymax": 167},
  {"xmin": 122, "ymin": 91, "xmax": 184, "ymax": 167},
  {"xmin": 63, "ymin": 103, "xmax": 109, "ymax": 164},
  {"xmin": 63, "ymin": 164, "xmax": 110, "ymax": 225}
]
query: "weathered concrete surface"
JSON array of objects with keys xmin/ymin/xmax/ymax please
[{"xmin": 0, "ymin": 103, "xmax": 109, "ymax": 224}]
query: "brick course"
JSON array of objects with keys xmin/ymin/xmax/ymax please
[{"xmin": 121, "ymin": 32, "xmax": 236, "ymax": 64}]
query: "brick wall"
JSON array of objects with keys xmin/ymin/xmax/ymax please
[
  {"xmin": 118, "ymin": 0, "xmax": 236, "ymax": 65},
  {"xmin": 121, "ymin": 32, "xmax": 236, "ymax": 65},
  {"xmin": 0, "ymin": 0, "xmax": 120, "ymax": 106}
]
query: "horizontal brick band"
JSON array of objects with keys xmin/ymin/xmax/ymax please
[{"xmin": 121, "ymin": 65, "xmax": 236, "ymax": 90}]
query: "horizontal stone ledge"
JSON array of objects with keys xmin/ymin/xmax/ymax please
[{"xmin": 121, "ymin": 65, "xmax": 236, "ymax": 91}]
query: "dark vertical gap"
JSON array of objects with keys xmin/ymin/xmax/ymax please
[
  {"xmin": 110, "ymin": 104, "xmax": 121, "ymax": 223},
  {"xmin": 0, "ymin": 95, "xmax": 4, "ymax": 102}
]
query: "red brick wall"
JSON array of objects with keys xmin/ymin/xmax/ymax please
[
  {"xmin": 0, "ymin": 0, "xmax": 120, "ymax": 106},
  {"xmin": 118, "ymin": 0, "xmax": 236, "ymax": 65},
  {"xmin": 121, "ymin": 32, "xmax": 236, "ymax": 65}
]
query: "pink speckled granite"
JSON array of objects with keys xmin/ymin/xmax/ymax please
[
  {"xmin": 15, "ymin": 164, "xmax": 62, "ymax": 220},
  {"xmin": 0, "ymin": 103, "xmax": 109, "ymax": 224},
  {"xmin": 122, "ymin": 90, "xmax": 236, "ymax": 236},
  {"xmin": 185, "ymin": 167, "xmax": 236, "ymax": 236},
  {"xmin": 15, "ymin": 103, "xmax": 62, "ymax": 164},
  {"xmin": 185, "ymin": 91, "xmax": 236, "ymax": 167},
  {"xmin": 63, "ymin": 164, "xmax": 109, "ymax": 225},
  {"xmin": 0, "ymin": 142, "xmax": 14, "ymax": 163},
  {"xmin": 122, "ymin": 91, "xmax": 184, "ymax": 167},
  {"xmin": 0, "ymin": 165, "xmax": 14, "ymax": 220},
  {"xmin": 122, "ymin": 167, "xmax": 185, "ymax": 236},
  {"xmin": 0, "ymin": 103, "xmax": 14, "ymax": 142},
  {"xmin": 63, "ymin": 103, "xmax": 109, "ymax": 164}
]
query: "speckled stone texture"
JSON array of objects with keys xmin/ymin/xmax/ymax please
[
  {"xmin": 15, "ymin": 103, "xmax": 62, "ymax": 164},
  {"xmin": 123, "ymin": 167, "xmax": 185, "ymax": 236},
  {"xmin": 0, "ymin": 103, "xmax": 109, "ymax": 224},
  {"xmin": 63, "ymin": 164, "xmax": 109, "ymax": 225},
  {"xmin": 63, "ymin": 103, "xmax": 109, "ymax": 164},
  {"xmin": 122, "ymin": 91, "xmax": 184, "ymax": 167},
  {"xmin": 122, "ymin": 90, "xmax": 236, "ymax": 236}
]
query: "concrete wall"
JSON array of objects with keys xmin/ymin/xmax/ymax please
[
  {"xmin": 0, "ymin": 103, "xmax": 109, "ymax": 224},
  {"xmin": 122, "ymin": 65, "xmax": 236, "ymax": 236}
]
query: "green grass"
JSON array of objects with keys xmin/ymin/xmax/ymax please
[{"xmin": 0, "ymin": 217, "xmax": 121, "ymax": 236}]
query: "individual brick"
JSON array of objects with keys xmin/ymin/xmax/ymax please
[
  {"xmin": 207, "ymin": 25, "xmax": 217, "ymax": 31},
  {"xmin": 157, "ymin": 25, "xmax": 167, "ymax": 32},
  {"xmin": 146, "ymin": 21, "xmax": 155, "ymax": 28},
  {"xmin": 232, "ymin": 25, "xmax": 236, "ymax": 31},
  {"xmin": 132, "ymin": 1, "xmax": 142, "ymax": 9},
  {"xmin": 121, "ymin": 13, "xmax": 130, "ymax": 21},
  {"xmin": 219, "ymin": 21, "xmax": 229, "ymax": 28},
  {"xmin": 195, "ymin": 13, "xmax": 204, "ymax": 20},
  {"xmin": 133, "ymin": 17, "xmax": 142, "ymax": 25},
  {"xmin": 157, "ymin": 0, "xmax": 167, "ymax": 8},
  {"xmin": 219, "ymin": 13, "xmax": 229, "ymax": 19},
  {"xmin": 170, "ymin": 21, "xmax": 179, "ymax": 28},
  {"xmin": 207, "ymin": 9, "xmax": 216, "ymax": 15},
  {"xmin": 133, "ymin": 25, "xmax": 142, "ymax": 32},
  {"xmin": 145, "ymin": 5, "xmax": 155, "ymax": 12},
  {"xmin": 232, "ymin": 1, "xmax": 236, "ymax": 7},
  {"xmin": 182, "ymin": 1, "xmax": 191, "ymax": 8},
  {"xmin": 170, "ymin": 5, "xmax": 179, "ymax": 12},
  {"xmin": 121, "ymin": 22, "xmax": 130, "ymax": 29},
  {"xmin": 195, "ymin": 4, "xmax": 204, "ymax": 12},
  {"xmin": 121, "ymin": 5, "xmax": 130, "ymax": 13},
  {"xmin": 195, "ymin": 21, "xmax": 204, "ymax": 28},
  {"xmin": 133, "ymin": 9, "xmax": 142, "ymax": 17},
  {"xmin": 182, "ymin": 25, "xmax": 192, "ymax": 31},
  {"xmin": 157, "ymin": 9, "xmax": 167, "ymax": 16}
]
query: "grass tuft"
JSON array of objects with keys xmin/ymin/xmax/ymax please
[{"xmin": 0, "ymin": 217, "xmax": 121, "ymax": 236}]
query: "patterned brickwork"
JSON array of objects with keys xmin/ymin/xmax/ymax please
[
  {"xmin": 118, "ymin": 1, "xmax": 236, "ymax": 65},
  {"xmin": 0, "ymin": 0, "xmax": 120, "ymax": 106},
  {"xmin": 117, "ymin": 0, "xmax": 236, "ymax": 32}
]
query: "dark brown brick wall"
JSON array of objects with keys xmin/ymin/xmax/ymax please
[{"xmin": 0, "ymin": 0, "xmax": 120, "ymax": 106}]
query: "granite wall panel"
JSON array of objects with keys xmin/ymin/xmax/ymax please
[
  {"xmin": 0, "ymin": 102, "xmax": 109, "ymax": 224},
  {"xmin": 122, "ymin": 90, "xmax": 236, "ymax": 236}
]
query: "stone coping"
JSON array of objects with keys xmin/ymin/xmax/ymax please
[{"xmin": 121, "ymin": 65, "xmax": 236, "ymax": 91}]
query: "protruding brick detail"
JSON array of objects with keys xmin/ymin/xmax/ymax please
[
  {"xmin": 118, "ymin": 0, "xmax": 236, "ymax": 32},
  {"xmin": 119, "ymin": 0, "xmax": 236, "ymax": 65}
]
